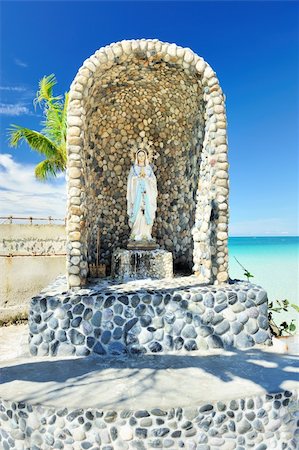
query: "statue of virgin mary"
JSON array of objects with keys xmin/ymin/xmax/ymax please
[{"xmin": 127, "ymin": 148, "xmax": 158, "ymax": 246}]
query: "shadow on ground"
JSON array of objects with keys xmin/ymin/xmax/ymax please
[{"xmin": 0, "ymin": 348, "xmax": 298, "ymax": 409}]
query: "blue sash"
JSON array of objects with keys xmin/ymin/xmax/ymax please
[{"xmin": 131, "ymin": 178, "xmax": 152, "ymax": 225}]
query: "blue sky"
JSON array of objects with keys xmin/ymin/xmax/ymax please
[{"xmin": 0, "ymin": 1, "xmax": 298, "ymax": 235}]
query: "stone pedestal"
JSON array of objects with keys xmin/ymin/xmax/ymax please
[
  {"xmin": 111, "ymin": 248, "xmax": 173, "ymax": 280},
  {"xmin": 28, "ymin": 275, "xmax": 273, "ymax": 357},
  {"xmin": 127, "ymin": 239, "xmax": 159, "ymax": 250}
]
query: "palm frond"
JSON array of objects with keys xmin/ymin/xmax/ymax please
[
  {"xmin": 34, "ymin": 158, "xmax": 65, "ymax": 181},
  {"xmin": 42, "ymin": 91, "xmax": 68, "ymax": 154},
  {"xmin": 42, "ymin": 107, "xmax": 63, "ymax": 143},
  {"xmin": 7, "ymin": 125, "xmax": 60, "ymax": 159},
  {"xmin": 6, "ymin": 72, "xmax": 69, "ymax": 181},
  {"xmin": 33, "ymin": 74, "xmax": 62, "ymax": 110}
]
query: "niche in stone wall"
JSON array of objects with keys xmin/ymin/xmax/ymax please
[{"xmin": 81, "ymin": 52, "xmax": 206, "ymax": 274}]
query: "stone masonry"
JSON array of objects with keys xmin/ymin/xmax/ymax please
[
  {"xmin": 28, "ymin": 275, "xmax": 272, "ymax": 357},
  {"xmin": 0, "ymin": 390, "xmax": 298, "ymax": 449},
  {"xmin": 66, "ymin": 39, "xmax": 229, "ymax": 289}
]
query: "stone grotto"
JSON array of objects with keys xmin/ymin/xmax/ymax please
[{"xmin": 0, "ymin": 39, "xmax": 298, "ymax": 450}]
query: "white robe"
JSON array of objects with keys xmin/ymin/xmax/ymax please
[{"xmin": 127, "ymin": 163, "xmax": 157, "ymax": 241}]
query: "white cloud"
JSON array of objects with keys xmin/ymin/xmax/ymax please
[
  {"xmin": 0, "ymin": 85, "xmax": 35, "ymax": 105},
  {"xmin": 0, "ymin": 153, "xmax": 66, "ymax": 219},
  {"xmin": 0, "ymin": 86, "xmax": 27, "ymax": 92},
  {"xmin": 14, "ymin": 58, "xmax": 28, "ymax": 68},
  {"xmin": 0, "ymin": 103, "xmax": 32, "ymax": 116}
]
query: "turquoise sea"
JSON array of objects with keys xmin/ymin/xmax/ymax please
[{"xmin": 228, "ymin": 236, "xmax": 299, "ymax": 327}]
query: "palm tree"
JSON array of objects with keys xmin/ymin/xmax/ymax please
[{"xmin": 7, "ymin": 74, "xmax": 69, "ymax": 180}]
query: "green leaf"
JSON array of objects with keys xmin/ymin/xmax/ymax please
[
  {"xmin": 6, "ymin": 73, "xmax": 68, "ymax": 181},
  {"xmin": 270, "ymin": 307, "xmax": 282, "ymax": 313},
  {"xmin": 34, "ymin": 158, "xmax": 65, "ymax": 181},
  {"xmin": 289, "ymin": 322, "xmax": 296, "ymax": 332},
  {"xmin": 33, "ymin": 74, "xmax": 61, "ymax": 109},
  {"xmin": 291, "ymin": 303, "xmax": 299, "ymax": 313},
  {"xmin": 234, "ymin": 257, "xmax": 255, "ymax": 280},
  {"xmin": 7, "ymin": 125, "xmax": 59, "ymax": 157}
]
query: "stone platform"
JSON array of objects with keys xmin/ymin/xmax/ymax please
[
  {"xmin": 111, "ymin": 248, "xmax": 173, "ymax": 281},
  {"xmin": 0, "ymin": 327, "xmax": 298, "ymax": 450},
  {"xmin": 28, "ymin": 275, "xmax": 272, "ymax": 357}
]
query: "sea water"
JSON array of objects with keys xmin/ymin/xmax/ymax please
[{"xmin": 228, "ymin": 236, "xmax": 299, "ymax": 327}]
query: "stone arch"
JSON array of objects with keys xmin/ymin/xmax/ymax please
[{"xmin": 66, "ymin": 39, "xmax": 229, "ymax": 288}]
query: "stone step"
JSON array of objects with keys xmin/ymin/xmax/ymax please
[{"xmin": 0, "ymin": 348, "xmax": 298, "ymax": 450}]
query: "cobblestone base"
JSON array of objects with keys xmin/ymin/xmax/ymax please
[
  {"xmin": 0, "ymin": 390, "xmax": 298, "ymax": 450},
  {"xmin": 28, "ymin": 275, "xmax": 272, "ymax": 357}
]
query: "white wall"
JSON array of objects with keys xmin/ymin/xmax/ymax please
[{"xmin": 0, "ymin": 224, "xmax": 66, "ymax": 321}]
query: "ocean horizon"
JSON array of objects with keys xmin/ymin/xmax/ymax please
[{"xmin": 228, "ymin": 236, "xmax": 299, "ymax": 328}]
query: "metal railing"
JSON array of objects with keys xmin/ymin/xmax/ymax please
[
  {"xmin": 0, "ymin": 252, "xmax": 66, "ymax": 257},
  {"xmin": 0, "ymin": 215, "xmax": 67, "ymax": 225}
]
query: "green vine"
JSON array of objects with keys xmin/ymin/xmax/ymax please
[
  {"xmin": 234, "ymin": 257, "xmax": 254, "ymax": 282},
  {"xmin": 268, "ymin": 299, "xmax": 298, "ymax": 337},
  {"xmin": 234, "ymin": 257, "xmax": 298, "ymax": 337}
]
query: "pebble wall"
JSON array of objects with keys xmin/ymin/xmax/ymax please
[
  {"xmin": 28, "ymin": 276, "xmax": 272, "ymax": 357},
  {"xmin": 0, "ymin": 390, "xmax": 298, "ymax": 450},
  {"xmin": 66, "ymin": 39, "xmax": 230, "ymax": 289}
]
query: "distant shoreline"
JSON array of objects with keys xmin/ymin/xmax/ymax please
[{"xmin": 229, "ymin": 236, "xmax": 299, "ymax": 239}]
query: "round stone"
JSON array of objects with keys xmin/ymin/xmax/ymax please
[
  {"xmin": 119, "ymin": 425, "xmax": 133, "ymax": 441},
  {"xmin": 91, "ymin": 311, "xmax": 102, "ymax": 327},
  {"xmin": 182, "ymin": 325, "xmax": 197, "ymax": 339},
  {"xmin": 215, "ymin": 292, "xmax": 227, "ymax": 303},
  {"xmin": 203, "ymin": 293, "xmax": 214, "ymax": 308},
  {"xmin": 246, "ymin": 318, "xmax": 258, "ymax": 335},
  {"xmin": 184, "ymin": 339, "xmax": 197, "ymax": 351},
  {"xmin": 214, "ymin": 320, "xmax": 230, "ymax": 335},
  {"xmin": 254, "ymin": 329, "xmax": 270, "ymax": 344},
  {"xmin": 231, "ymin": 321, "xmax": 243, "ymax": 335},
  {"xmin": 101, "ymin": 330, "xmax": 111, "ymax": 345},
  {"xmin": 237, "ymin": 419, "xmax": 252, "ymax": 434},
  {"xmin": 258, "ymin": 316, "xmax": 268, "ymax": 329},
  {"xmin": 69, "ymin": 329, "xmax": 85, "ymax": 345},
  {"xmin": 235, "ymin": 332, "xmax": 255, "ymax": 348},
  {"xmin": 207, "ymin": 334, "xmax": 223, "ymax": 348}
]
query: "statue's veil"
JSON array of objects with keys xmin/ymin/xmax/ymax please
[{"xmin": 134, "ymin": 149, "xmax": 149, "ymax": 166}]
